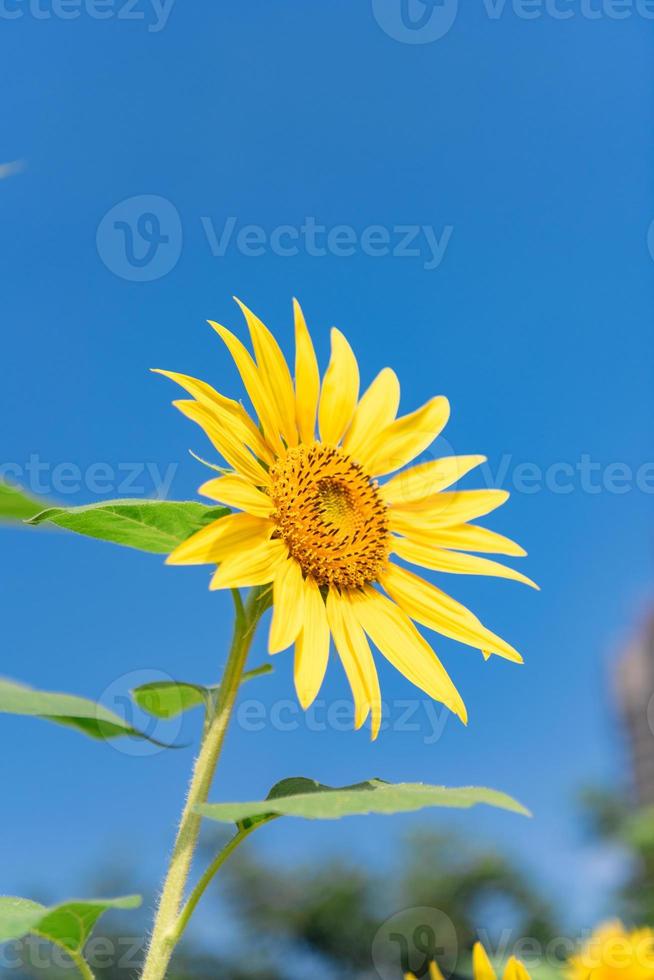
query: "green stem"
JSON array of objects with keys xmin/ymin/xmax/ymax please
[
  {"xmin": 68, "ymin": 949, "xmax": 96, "ymax": 980},
  {"xmin": 140, "ymin": 587, "xmax": 268, "ymax": 980},
  {"xmin": 34, "ymin": 936, "xmax": 96, "ymax": 980},
  {"xmin": 172, "ymin": 824, "xmax": 257, "ymax": 946}
]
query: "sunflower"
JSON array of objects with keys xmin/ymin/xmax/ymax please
[
  {"xmin": 567, "ymin": 922, "xmax": 654, "ymax": 980},
  {"xmin": 406, "ymin": 942, "xmax": 531, "ymax": 980},
  {"xmin": 159, "ymin": 299, "xmax": 535, "ymax": 737}
]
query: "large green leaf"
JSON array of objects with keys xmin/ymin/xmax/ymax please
[
  {"xmin": 132, "ymin": 664, "xmax": 274, "ymax": 720},
  {"xmin": 0, "ymin": 895, "xmax": 141, "ymax": 952},
  {"xmin": 0, "ymin": 678, "xmax": 172, "ymax": 744},
  {"xmin": 0, "ymin": 481, "xmax": 48, "ymax": 522},
  {"xmin": 196, "ymin": 777, "xmax": 530, "ymax": 827},
  {"xmin": 26, "ymin": 499, "xmax": 229, "ymax": 553}
]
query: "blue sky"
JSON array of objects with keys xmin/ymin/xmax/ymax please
[{"xmin": 1, "ymin": 0, "xmax": 653, "ymax": 945}]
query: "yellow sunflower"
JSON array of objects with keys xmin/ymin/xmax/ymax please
[
  {"xmin": 567, "ymin": 922, "xmax": 654, "ymax": 980},
  {"xmin": 159, "ymin": 299, "xmax": 535, "ymax": 737},
  {"xmin": 406, "ymin": 942, "xmax": 531, "ymax": 980}
]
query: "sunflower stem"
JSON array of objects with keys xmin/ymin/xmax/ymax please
[{"xmin": 139, "ymin": 586, "xmax": 269, "ymax": 980}]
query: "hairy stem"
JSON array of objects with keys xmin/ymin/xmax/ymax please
[
  {"xmin": 140, "ymin": 587, "xmax": 268, "ymax": 980},
  {"xmin": 172, "ymin": 824, "xmax": 258, "ymax": 946}
]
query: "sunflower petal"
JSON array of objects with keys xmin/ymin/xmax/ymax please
[
  {"xmin": 363, "ymin": 396, "xmax": 450, "ymax": 477},
  {"xmin": 152, "ymin": 369, "xmax": 273, "ymax": 463},
  {"xmin": 210, "ymin": 537, "xmax": 287, "ymax": 590},
  {"xmin": 343, "ymin": 367, "xmax": 400, "ymax": 460},
  {"xmin": 503, "ymin": 959, "xmax": 531, "ymax": 980},
  {"xmin": 339, "ymin": 591, "xmax": 383, "ymax": 738},
  {"xmin": 349, "ymin": 587, "xmax": 467, "ymax": 722},
  {"xmin": 429, "ymin": 964, "xmax": 446, "ymax": 980},
  {"xmin": 173, "ymin": 399, "xmax": 270, "ymax": 487},
  {"xmin": 199, "ymin": 475, "xmax": 274, "ymax": 518},
  {"xmin": 294, "ymin": 577, "xmax": 330, "ymax": 709},
  {"xmin": 269, "ymin": 558, "xmax": 305, "ymax": 653},
  {"xmin": 319, "ymin": 328, "xmax": 360, "ymax": 445},
  {"xmin": 473, "ymin": 943, "xmax": 497, "ymax": 980},
  {"xmin": 382, "ymin": 563, "xmax": 523, "ymax": 664},
  {"xmin": 294, "ymin": 299, "xmax": 320, "ymax": 445},
  {"xmin": 381, "ymin": 455, "xmax": 487, "ymax": 506},
  {"xmin": 389, "ymin": 489, "xmax": 509, "ymax": 533},
  {"xmin": 234, "ymin": 297, "xmax": 298, "ymax": 447},
  {"xmin": 326, "ymin": 590, "xmax": 373, "ymax": 731},
  {"xmin": 208, "ymin": 320, "xmax": 285, "ymax": 455},
  {"xmin": 167, "ymin": 513, "xmax": 272, "ymax": 565},
  {"xmin": 392, "ymin": 537, "xmax": 538, "ymax": 589},
  {"xmin": 414, "ymin": 522, "xmax": 527, "ymax": 557}
]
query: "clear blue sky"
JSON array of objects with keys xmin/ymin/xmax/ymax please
[{"xmin": 1, "ymin": 0, "xmax": 653, "ymax": 940}]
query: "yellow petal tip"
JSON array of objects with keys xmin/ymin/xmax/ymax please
[
  {"xmin": 207, "ymin": 319, "xmax": 228, "ymax": 338},
  {"xmin": 232, "ymin": 295, "xmax": 252, "ymax": 318}
]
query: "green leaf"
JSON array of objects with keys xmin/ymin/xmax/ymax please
[
  {"xmin": 0, "ymin": 677, "xmax": 172, "ymax": 744},
  {"xmin": 132, "ymin": 664, "xmax": 274, "ymax": 720},
  {"xmin": 0, "ymin": 895, "xmax": 141, "ymax": 952},
  {"xmin": 132, "ymin": 680, "xmax": 211, "ymax": 719},
  {"xmin": 0, "ymin": 481, "xmax": 48, "ymax": 522},
  {"xmin": 26, "ymin": 499, "xmax": 229, "ymax": 554},
  {"xmin": 196, "ymin": 777, "xmax": 531, "ymax": 826}
]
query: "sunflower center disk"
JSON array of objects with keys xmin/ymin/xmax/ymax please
[{"xmin": 269, "ymin": 444, "xmax": 390, "ymax": 589}]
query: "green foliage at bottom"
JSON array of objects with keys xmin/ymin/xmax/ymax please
[{"xmin": 0, "ymin": 895, "xmax": 141, "ymax": 952}]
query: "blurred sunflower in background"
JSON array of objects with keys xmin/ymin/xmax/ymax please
[
  {"xmin": 567, "ymin": 922, "xmax": 654, "ymax": 980},
  {"xmin": 159, "ymin": 299, "xmax": 536, "ymax": 737}
]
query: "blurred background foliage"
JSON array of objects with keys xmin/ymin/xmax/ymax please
[
  {"xmin": 9, "ymin": 803, "xmax": 649, "ymax": 980},
  {"xmin": 10, "ymin": 825, "xmax": 557, "ymax": 979},
  {"xmin": 9, "ymin": 786, "xmax": 654, "ymax": 980}
]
